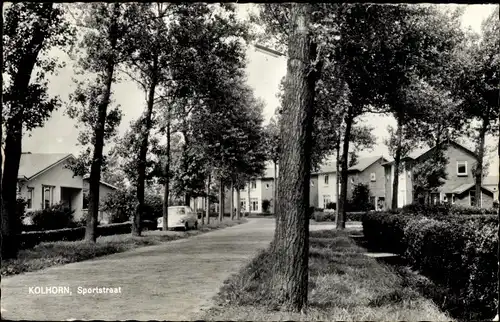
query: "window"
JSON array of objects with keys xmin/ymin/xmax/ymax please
[
  {"xmin": 323, "ymin": 195, "xmax": 331, "ymax": 207},
  {"xmin": 266, "ymin": 183, "xmax": 270, "ymax": 189},
  {"xmin": 27, "ymin": 187, "xmax": 34, "ymax": 209},
  {"xmin": 241, "ymin": 199, "xmax": 246, "ymax": 211},
  {"xmin": 369, "ymin": 196, "xmax": 376, "ymax": 207},
  {"xmin": 370, "ymin": 173, "xmax": 376, "ymax": 182},
  {"xmin": 83, "ymin": 188, "xmax": 89, "ymax": 210},
  {"xmin": 457, "ymin": 161, "xmax": 467, "ymax": 176},
  {"xmin": 251, "ymin": 181, "xmax": 257, "ymax": 189},
  {"xmin": 324, "ymin": 175, "xmax": 329, "ymax": 185},
  {"xmin": 42, "ymin": 186, "xmax": 54, "ymax": 209},
  {"xmin": 250, "ymin": 198, "xmax": 258, "ymax": 211},
  {"xmin": 311, "ymin": 180, "xmax": 314, "ymax": 187}
]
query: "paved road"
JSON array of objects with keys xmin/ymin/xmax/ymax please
[{"xmin": 1, "ymin": 218, "xmax": 359, "ymax": 321}]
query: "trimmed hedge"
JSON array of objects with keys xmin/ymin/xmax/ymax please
[
  {"xmin": 362, "ymin": 211, "xmax": 498, "ymax": 320},
  {"xmin": 313, "ymin": 211, "xmax": 367, "ymax": 222},
  {"xmin": 19, "ymin": 222, "xmax": 147, "ymax": 249}
]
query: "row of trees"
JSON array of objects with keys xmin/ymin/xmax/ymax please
[
  {"xmin": 1, "ymin": 3, "xmax": 268, "ymax": 259},
  {"xmin": 253, "ymin": 2, "xmax": 498, "ymax": 312}
]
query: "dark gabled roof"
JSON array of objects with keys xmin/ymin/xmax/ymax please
[{"xmin": 382, "ymin": 140, "xmax": 477, "ymax": 167}]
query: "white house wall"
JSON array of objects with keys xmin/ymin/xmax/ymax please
[
  {"xmin": 19, "ymin": 159, "xmax": 83, "ymax": 213},
  {"xmin": 317, "ymin": 172, "xmax": 337, "ymax": 208}
]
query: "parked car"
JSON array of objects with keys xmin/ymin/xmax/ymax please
[{"xmin": 157, "ymin": 206, "xmax": 198, "ymax": 231}]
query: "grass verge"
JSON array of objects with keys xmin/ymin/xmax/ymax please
[
  {"xmin": 201, "ymin": 229, "xmax": 452, "ymax": 321},
  {"xmin": 1, "ymin": 218, "xmax": 246, "ymax": 277}
]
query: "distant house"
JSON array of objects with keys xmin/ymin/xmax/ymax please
[
  {"xmin": 15, "ymin": 153, "xmax": 117, "ymax": 224},
  {"xmin": 314, "ymin": 156, "xmax": 388, "ymax": 211},
  {"xmin": 383, "ymin": 141, "xmax": 495, "ymax": 209},
  {"xmin": 483, "ymin": 176, "xmax": 499, "ymax": 202},
  {"xmin": 219, "ymin": 156, "xmax": 387, "ymax": 214}
]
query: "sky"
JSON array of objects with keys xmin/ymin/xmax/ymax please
[{"xmin": 21, "ymin": 4, "xmax": 499, "ymax": 177}]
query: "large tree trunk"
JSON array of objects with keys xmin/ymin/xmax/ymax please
[
  {"xmin": 271, "ymin": 3, "xmax": 318, "ymax": 312},
  {"xmin": 337, "ymin": 110, "xmax": 353, "ymax": 230},
  {"xmin": 391, "ymin": 117, "xmax": 403, "ymax": 210},
  {"xmin": 497, "ymin": 133, "xmax": 499, "ymax": 320},
  {"xmin": 474, "ymin": 118, "xmax": 487, "ymax": 208},
  {"xmin": 273, "ymin": 160, "xmax": 278, "ymax": 214},
  {"xmin": 230, "ymin": 179, "xmax": 235, "ymax": 220},
  {"xmin": 218, "ymin": 177, "xmax": 224, "ymax": 221},
  {"xmin": 247, "ymin": 180, "xmax": 251, "ymax": 216},
  {"xmin": 1, "ymin": 4, "xmax": 54, "ymax": 258},
  {"xmin": 133, "ymin": 57, "xmax": 158, "ymax": 237},
  {"xmin": 236, "ymin": 188, "xmax": 241, "ymax": 220},
  {"xmin": 205, "ymin": 172, "xmax": 211, "ymax": 225},
  {"xmin": 1, "ymin": 121, "xmax": 23, "ymax": 259},
  {"xmin": 335, "ymin": 135, "xmax": 341, "ymax": 224},
  {"xmin": 162, "ymin": 111, "xmax": 171, "ymax": 231}
]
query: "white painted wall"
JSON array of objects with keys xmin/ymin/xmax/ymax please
[
  {"xmin": 19, "ymin": 159, "xmax": 83, "ymax": 213},
  {"xmin": 317, "ymin": 172, "xmax": 337, "ymax": 208}
]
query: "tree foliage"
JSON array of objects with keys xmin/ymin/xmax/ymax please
[{"xmin": 2, "ymin": 2, "xmax": 75, "ymax": 259}]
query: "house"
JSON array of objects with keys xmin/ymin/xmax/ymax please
[
  {"xmin": 219, "ymin": 156, "xmax": 387, "ymax": 214},
  {"xmin": 314, "ymin": 156, "xmax": 388, "ymax": 210},
  {"xmin": 383, "ymin": 141, "xmax": 495, "ymax": 209},
  {"xmin": 15, "ymin": 153, "xmax": 117, "ymax": 224},
  {"xmin": 483, "ymin": 176, "xmax": 499, "ymax": 202}
]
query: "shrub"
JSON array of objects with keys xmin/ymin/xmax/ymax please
[
  {"xmin": 313, "ymin": 211, "xmax": 334, "ymax": 222},
  {"xmin": 31, "ymin": 203, "xmax": 76, "ymax": 230},
  {"xmin": 400, "ymin": 203, "xmax": 497, "ymax": 217},
  {"xmin": 362, "ymin": 211, "xmax": 498, "ymax": 320},
  {"xmin": 142, "ymin": 193, "xmax": 163, "ymax": 221},
  {"xmin": 325, "ymin": 202, "xmax": 336, "ymax": 210},
  {"xmin": 101, "ymin": 189, "xmax": 135, "ymax": 224},
  {"xmin": 345, "ymin": 211, "xmax": 366, "ymax": 222},
  {"xmin": 262, "ymin": 199, "xmax": 271, "ymax": 213}
]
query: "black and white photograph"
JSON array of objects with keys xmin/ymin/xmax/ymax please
[{"xmin": 1, "ymin": 2, "xmax": 499, "ymax": 321}]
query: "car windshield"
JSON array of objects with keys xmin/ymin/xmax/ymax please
[{"xmin": 169, "ymin": 207, "xmax": 186, "ymax": 216}]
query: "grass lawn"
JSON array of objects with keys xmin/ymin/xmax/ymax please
[
  {"xmin": 202, "ymin": 229, "xmax": 452, "ymax": 321},
  {"xmin": 1, "ymin": 218, "xmax": 246, "ymax": 277}
]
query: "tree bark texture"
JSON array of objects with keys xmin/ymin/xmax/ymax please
[
  {"xmin": 236, "ymin": 189, "xmax": 241, "ymax": 220},
  {"xmin": 230, "ymin": 180, "xmax": 235, "ymax": 220},
  {"xmin": 335, "ymin": 136, "xmax": 341, "ymax": 224},
  {"xmin": 133, "ymin": 56, "xmax": 158, "ymax": 237},
  {"xmin": 337, "ymin": 108, "xmax": 353, "ymax": 230},
  {"xmin": 274, "ymin": 161, "xmax": 278, "ymax": 214},
  {"xmin": 474, "ymin": 118, "xmax": 487, "ymax": 207},
  {"xmin": 1, "ymin": 3, "xmax": 54, "ymax": 259},
  {"xmin": 271, "ymin": 3, "xmax": 317, "ymax": 312},
  {"xmin": 162, "ymin": 112, "xmax": 171, "ymax": 231},
  {"xmin": 391, "ymin": 116, "xmax": 403, "ymax": 210},
  {"xmin": 206, "ymin": 172, "xmax": 211, "ymax": 225},
  {"xmin": 218, "ymin": 177, "xmax": 224, "ymax": 221},
  {"xmin": 247, "ymin": 180, "xmax": 251, "ymax": 217}
]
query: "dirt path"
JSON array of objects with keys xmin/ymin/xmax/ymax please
[{"xmin": 1, "ymin": 219, "xmax": 275, "ymax": 321}]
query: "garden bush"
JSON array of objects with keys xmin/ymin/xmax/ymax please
[
  {"xmin": 262, "ymin": 199, "xmax": 271, "ymax": 213},
  {"xmin": 313, "ymin": 211, "xmax": 334, "ymax": 222},
  {"xmin": 362, "ymin": 211, "xmax": 498, "ymax": 320},
  {"xmin": 102, "ymin": 189, "xmax": 163, "ymax": 223},
  {"xmin": 31, "ymin": 203, "xmax": 76, "ymax": 230},
  {"xmin": 401, "ymin": 203, "xmax": 497, "ymax": 217}
]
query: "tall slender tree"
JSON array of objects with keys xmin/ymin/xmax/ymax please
[
  {"xmin": 66, "ymin": 3, "xmax": 143, "ymax": 241},
  {"xmin": 2, "ymin": 3, "xmax": 75, "ymax": 258}
]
